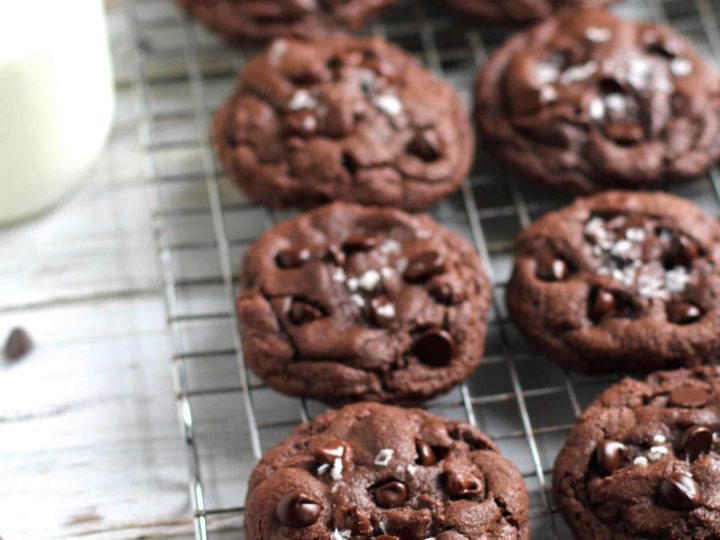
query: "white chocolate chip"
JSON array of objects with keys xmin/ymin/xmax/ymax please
[
  {"xmin": 374, "ymin": 94, "xmax": 403, "ymax": 116},
  {"xmin": 289, "ymin": 90, "xmax": 317, "ymax": 111}
]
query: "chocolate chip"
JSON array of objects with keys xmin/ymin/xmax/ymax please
[
  {"xmin": 289, "ymin": 301, "xmax": 323, "ymax": 325},
  {"xmin": 415, "ymin": 439, "xmax": 437, "ymax": 466},
  {"xmin": 343, "ymin": 235, "xmax": 378, "ymax": 252},
  {"xmin": 403, "ymin": 251, "xmax": 446, "ymax": 281},
  {"xmin": 276, "ymin": 493, "xmax": 322, "ymax": 527},
  {"xmin": 276, "ymin": 248, "xmax": 311, "ymax": 269},
  {"xmin": 681, "ymin": 426, "xmax": 713, "ymax": 462},
  {"xmin": 341, "ymin": 152, "xmax": 360, "ymax": 176},
  {"xmin": 369, "ymin": 297, "xmax": 396, "ymax": 326},
  {"xmin": 590, "ymin": 289, "xmax": 616, "ymax": 321},
  {"xmin": 668, "ymin": 235, "xmax": 699, "ymax": 267},
  {"xmin": 536, "ymin": 255, "xmax": 569, "ymax": 281},
  {"xmin": 670, "ymin": 386, "xmax": 711, "ymax": 408},
  {"xmin": 604, "ymin": 121, "xmax": 644, "ymax": 144},
  {"xmin": 408, "ymin": 130, "xmax": 442, "ymax": 162},
  {"xmin": 373, "ymin": 480, "xmax": 408, "ymax": 508},
  {"xmin": 659, "ymin": 472, "xmax": 700, "ymax": 510},
  {"xmin": 445, "ymin": 471, "xmax": 484, "ymax": 499},
  {"xmin": 667, "ymin": 302, "xmax": 702, "ymax": 324},
  {"xmin": 596, "ymin": 440, "xmax": 626, "ymax": 475},
  {"xmin": 314, "ymin": 439, "xmax": 354, "ymax": 468},
  {"xmin": 412, "ymin": 329, "xmax": 455, "ymax": 367},
  {"xmin": 4, "ymin": 327, "xmax": 33, "ymax": 361}
]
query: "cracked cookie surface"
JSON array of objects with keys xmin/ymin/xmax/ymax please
[
  {"xmin": 475, "ymin": 9, "xmax": 720, "ymax": 194},
  {"xmin": 438, "ymin": 0, "xmax": 613, "ymax": 26},
  {"xmin": 175, "ymin": 0, "xmax": 394, "ymax": 44},
  {"xmin": 506, "ymin": 191, "xmax": 720, "ymax": 374},
  {"xmin": 245, "ymin": 402, "xmax": 529, "ymax": 539},
  {"xmin": 214, "ymin": 35, "xmax": 474, "ymax": 210},
  {"xmin": 554, "ymin": 367, "xmax": 720, "ymax": 539},
  {"xmin": 238, "ymin": 202, "xmax": 490, "ymax": 404}
]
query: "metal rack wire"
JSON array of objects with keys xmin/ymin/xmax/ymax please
[{"xmin": 123, "ymin": 0, "xmax": 720, "ymax": 537}]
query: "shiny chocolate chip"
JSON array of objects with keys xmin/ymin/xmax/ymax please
[
  {"xmin": 669, "ymin": 386, "xmax": 711, "ymax": 408},
  {"xmin": 343, "ymin": 235, "xmax": 378, "ymax": 253},
  {"xmin": 667, "ymin": 302, "xmax": 702, "ymax": 324},
  {"xmin": 596, "ymin": 440, "xmax": 626, "ymax": 475},
  {"xmin": 668, "ymin": 235, "xmax": 699, "ymax": 267},
  {"xmin": 3, "ymin": 327, "xmax": 33, "ymax": 361},
  {"xmin": 408, "ymin": 130, "xmax": 442, "ymax": 162},
  {"xmin": 412, "ymin": 329, "xmax": 455, "ymax": 367},
  {"xmin": 276, "ymin": 247, "xmax": 311, "ymax": 269},
  {"xmin": 276, "ymin": 493, "xmax": 322, "ymax": 527},
  {"xmin": 416, "ymin": 439, "xmax": 437, "ymax": 466},
  {"xmin": 536, "ymin": 255, "xmax": 569, "ymax": 282},
  {"xmin": 289, "ymin": 302, "xmax": 323, "ymax": 325},
  {"xmin": 445, "ymin": 471, "xmax": 484, "ymax": 499},
  {"xmin": 314, "ymin": 439, "xmax": 354, "ymax": 468},
  {"xmin": 403, "ymin": 251, "xmax": 446, "ymax": 281},
  {"xmin": 590, "ymin": 289, "xmax": 616, "ymax": 321},
  {"xmin": 681, "ymin": 426, "xmax": 713, "ymax": 462},
  {"xmin": 659, "ymin": 472, "xmax": 700, "ymax": 510},
  {"xmin": 374, "ymin": 480, "xmax": 408, "ymax": 508}
]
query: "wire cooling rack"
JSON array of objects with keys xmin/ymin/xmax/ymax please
[{"xmin": 123, "ymin": 0, "xmax": 720, "ymax": 537}]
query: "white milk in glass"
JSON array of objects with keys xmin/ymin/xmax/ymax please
[{"xmin": 0, "ymin": 0, "xmax": 114, "ymax": 224}]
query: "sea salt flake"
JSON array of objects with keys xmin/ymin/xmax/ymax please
[
  {"xmin": 331, "ymin": 530, "xmax": 351, "ymax": 540},
  {"xmin": 381, "ymin": 267, "xmax": 395, "ymax": 280},
  {"xmin": 375, "ymin": 94, "xmax": 403, "ymax": 116},
  {"xmin": 625, "ymin": 227, "xmax": 646, "ymax": 243},
  {"xmin": 317, "ymin": 463, "xmax": 330, "ymax": 475},
  {"xmin": 375, "ymin": 448, "xmax": 394, "ymax": 466},
  {"xmin": 289, "ymin": 90, "xmax": 317, "ymax": 111},
  {"xmin": 634, "ymin": 456, "xmax": 649, "ymax": 467},
  {"xmin": 605, "ymin": 93, "xmax": 627, "ymax": 113},
  {"xmin": 376, "ymin": 302, "xmax": 396, "ymax": 319},
  {"xmin": 611, "ymin": 240, "xmax": 633, "ymax": 257},
  {"xmin": 331, "ymin": 458, "xmax": 343, "ymax": 480},
  {"xmin": 670, "ymin": 58, "xmax": 693, "ymax": 77},
  {"xmin": 359, "ymin": 269, "xmax": 382, "ymax": 291},
  {"xmin": 380, "ymin": 239, "xmax": 401, "ymax": 255},
  {"xmin": 589, "ymin": 99, "xmax": 605, "ymax": 120},
  {"xmin": 585, "ymin": 26, "xmax": 612, "ymax": 43},
  {"xmin": 649, "ymin": 446, "xmax": 669, "ymax": 461},
  {"xmin": 665, "ymin": 266, "xmax": 690, "ymax": 293},
  {"xmin": 536, "ymin": 62, "xmax": 560, "ymax": 84},
  {"xmin": 351, "ymin": 294, "xmax": 365, "ymax": 308},
  {"xmin": 560, "ymin": 61, "xmax": 598, "ymax": 84},
  {"xmin": 332, "ymin": 267, "xmax": 346, "ymax": 283},
  {"xmin": 653, "ymin": 434, "xmax": 667, "ymax": 444},
  {"xmin": 407, "ymin": 464, "xmax": 417, "ymax": 475},
  {"xmin": 540, "ymin": 85, "xmax": 558, "ymax": 103},
  {"xmin": 347, "ymin": 277, "xmax": 359, "ymax": 291}
]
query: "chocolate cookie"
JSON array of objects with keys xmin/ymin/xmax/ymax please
[
  {"xmin": 554, "ymin": 367, "xmax": 720, "ymax": 539},
  {"xmin": 238, "ymin": 202, "xmax": 491, "ymax": 404},
  {"xmin": 439, "ymin": 0, "xmax": 613, "ymax": 26},
  {"xmin": 506, "ymin": 191, "xmax": 720, "ymax": 374},
  {"xmin": 213, "ymin": 35, "xmax": 474, "ymax": 210},
  {"xmin": 245, "ymin": 402, "xmax": 530, "ymax": 539},
  {"xmin": 475, "ymin": 9, "xmax": 720, "ymax": 194},
  {"xmin": 175, "ymin": 0, "xmax": 394, "ymax": 44}
]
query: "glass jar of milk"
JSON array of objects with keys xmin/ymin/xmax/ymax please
[{"xmin": 0, "ymin": 0, "xmax": 114, "ymax": 224}]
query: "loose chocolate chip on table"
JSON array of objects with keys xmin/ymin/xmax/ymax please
[
  {"xmin": 445, "ymin": 471, "xmax": 484, "ymax": 498},
  {"xmin": 276, "ymin": 493, "xmax": 322, "ymax": 527},
  {"xmin": 412, "ymin": 329, "xmax": 456, "ymax": 367},
  {"xmin": 289, "ymin": 301, "xmax": 323, "ymax": 325},
  {"xmin": 669, "ymin": 386, "xmax": 711, "ymax": 408},
  {"xmin": 536, "ymin": 255, "xmax": 569, "ymax": 281},
  {"xmin": 590, "ymin": 289, "xmax": 616, "ymax": 321},
  {"xmin": 3, "ymin": 327, "xmax": 33, "ymax": 361},
  {"xmin": 681, "ymin": 426, "xmax": 713, "ymax": 461},
  {"xmin": 659, "ymin": 472, "xmax": 700, "ymax": 510},
  {"xmin": 374, "ymin": 480, "xmax": 408, "ymax": 508},
  {"xmin": 596, "ymin": 440, "xmax": 626, "ymax": 475},
  {"xmin": 314, "ymin": 439, "xmax": 354, "ymax": 468},
  {"xmin": 416, "ymin": 439, "xmax": 437, "ymax": 466},
  {"xmin": 403, "ymin": 251, "xmax": 446, "ymax": 281},
  {"xmin": 667, "ymin": 302, "xmax": 702, "ymax": 324},
  {"xmin": 276, "ymin": 247, "xmax": 312, "ymax": 269}
]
